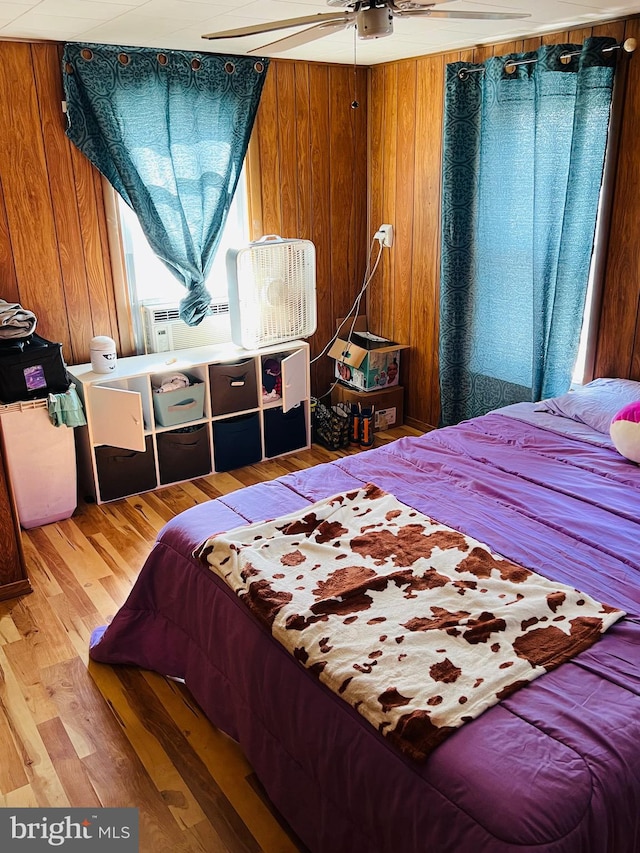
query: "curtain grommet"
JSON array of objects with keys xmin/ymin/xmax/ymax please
[
  {"xmin": 80, "ymin": 48, "xmax": 93, "ymax": 61},
  {"xmin": 254, "ymin": 61, "xmax": 265, "ymax": 74},
  {"xmin": 504, "ymin": 63, "xmax": 516, "ymax": 75},
  {"xmin": 65, "ymin": 62, "xmax": 74, "ymax": 74},
  {"xmin": 118, "ymin": 53, "xmax": 130, "ymax": 66},
  {"xmin": 157, "ymin": 53, "xmax": 168, "ymax": 66},
  {"xmin": 224, "ymin": 61, "xmax": 235, "ymax": 74},
  {"xmin": 191, "ymin": 58, "xmax": 201, "ymax": 71},
  {"xmin": 560, "ymin": 54, "xmax": 572, "ymax": 66}
]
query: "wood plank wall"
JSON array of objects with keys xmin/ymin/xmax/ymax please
[
  {"xmin": 369, "ymin": 16, "xmax": 639, "ymax": 430},
  {"xmin": 0, "ymin": 42, "xmax": 125, "ymax": 366},
  {"xmin": 594, "ymin": 17, "xmax": 640, "ymax": 381},
  {"xmin": 247, "ymin": 60, "xmax": 369, "ymax": 398},
  {"xmin": 1, "ymin": 26, "xmax": 640, "ymax": 420}
]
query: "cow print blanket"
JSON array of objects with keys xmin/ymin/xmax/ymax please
[{"xmin": 196, "ymin": 483, "xmax": 624, "ymax": 762}]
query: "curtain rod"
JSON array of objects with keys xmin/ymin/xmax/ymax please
[{"xmin": 457, "ymin": 37, "xmax": 637, "ymax": 80}]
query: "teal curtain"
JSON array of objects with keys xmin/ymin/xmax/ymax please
[
  {"xmin": 439, "ymin": 37, "xmax": 616, "ymax": 426},
  {"xmin": 63, "ymin": 43, "xmax": 269, "ymax": 325}
]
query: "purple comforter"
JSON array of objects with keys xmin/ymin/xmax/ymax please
[{"xmin": 91, "ymin": 412, "xmax": 640, "ymax": 853}]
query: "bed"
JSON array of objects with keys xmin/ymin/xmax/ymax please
[{"xmin": 90, "ymin": 381, "xmax": 640, "ymax": 853}]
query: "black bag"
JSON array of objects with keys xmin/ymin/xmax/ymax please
[{"xmin": 0, "ymin": 333, "xmax": 71, "ymax": 403}]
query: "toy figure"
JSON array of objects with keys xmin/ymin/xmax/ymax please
[{"xmin": 262, "ymin": 358, "xmax": 282, "ymax": 401}]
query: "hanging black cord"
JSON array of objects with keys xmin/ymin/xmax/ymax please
[{"xmin": 352, "ymin": 25, "xmax": 359, "ymax": 109}]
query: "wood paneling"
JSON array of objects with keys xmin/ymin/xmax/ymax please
[
  {"xmin": 0, "ymin": 43, "xmax": 71, "ymax": 358},
  {"xmin": 595, "ymin": 17, "xmax": 640, "ymax": 380},
  {"xmin": 0, "ymin": 42, "xmax": 126, "ymax": 366},
  {"xmin": 248, "ymin": 60, "xmax": 369, "ymax": 397},
  {"xmin": 1, "ymin": 20, "xmax": 640, "ymax": 420},
  {"xmin": 369, "ymin": 16, "xmax": 640, "ymax": 428},
  {"xmin": 410, "ymin": 54, "xmax": 446, "ymax": 430}
]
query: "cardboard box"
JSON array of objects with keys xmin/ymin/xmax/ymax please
[
  {"xmin": 329, "ymin": 319, "xmax": 408, "ymax": 391},
  {"xmin": 331, "ymin": 384, "xmax": 404, "ymax": 432}
]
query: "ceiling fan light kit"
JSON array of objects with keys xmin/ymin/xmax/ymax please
[
  {"xmin": 201, "ymin": 1, "xmax": 531, "ymax": 52},
  {"xmin": 358, "ymin": 7, "xmax": 393, "ymax": 39}
]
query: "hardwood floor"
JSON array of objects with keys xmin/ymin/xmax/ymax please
[{"xmin": 0, "ymin": 426, "xmax": 421, "ymax": 852}]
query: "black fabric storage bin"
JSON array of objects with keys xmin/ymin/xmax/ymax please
[
  {"xmin": 264, "ymin": 403, "xmax": 307, "ymax": 458},
  {"xmin": 157, "ymin": 424, "xmax": 211, "ymax": 485},
  {"xmin": 95, "ymin": 436, "xmax": 156, "ymax": 502},
  {"xmin": 212, "ymin": 412, "xmax": 261, "ymax": 472},
  {"xmin": 0, "ymin": 333, "xmax": 70, "ymax": 403},
  {"xmin": 209, "ymin": 358, "xmax": 258, "ymax": 416}
]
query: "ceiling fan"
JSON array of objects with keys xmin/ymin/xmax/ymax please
[{"xmin": 202, "ymin": 1, "xmax": 531, "ymax": 54}]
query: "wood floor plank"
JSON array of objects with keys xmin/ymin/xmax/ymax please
[
  {"xmin": 179, "ymin": 478, "xmax": 225, "ymax": 502},
  {"xmin": 41, "ymin": 520, "xmax": 115, "ymax": 581},
  {"xmin": 199, "ymin": 471, "xmax": 253, "ymax": 496},
  {"xmin": 9, "ymin": 596, "xmax": 77, "ymax": 668},
  {"xmin": 0, "ymin": 645, "xmax": 69, "ymax": 806},
  {"xmin": 88, "ymin": 531, "xmax": 143, "ymax": 587},
  {"xmin": 142, "ymin": 673, "xmax": 299, "ymax": 853},
  {"xmin": 81, "ymin": 746, "xmax": 206, "ymax": 853},
  {"xmin": 186, "ymin": 818, "xmax": 235, "ymax": 853},
  {"xmin": 0, "ymin": 695, "xmax": 30, "ymax": 792},
  {"xmin": 87, "ymin": 663, "xmax": 210, "ymax": 831},
  {"xmin": 115, "ymin": 667, "xmax": 262, "ymax": 850},
  {"xmin": 38, "ymin": 716, "xmax": 102, "ymax": 806},
  {"xmin": 40, "ymin": 657, "xmax": 109, "ymax": 760},
  {"xmin": 46, "ymin": 593, "xmax": 95, "ymax": 664},
  {"xmin": 20, "ymin": 536, "xmax": 64, "ymax": 598},
  {"xmin": 3, "ymin": 637, "xmax": 60, "ymax": 725},
  {"xmin": 0, "ymin": 784, "xmax": 39, "ymax": 808},
  {"xmin": 25, "ymin": 528, "xmax": 103, "ymax": 619},
  {"xmin": 0, "ymin": 611, "xmax": 20, "ymax": 643}
]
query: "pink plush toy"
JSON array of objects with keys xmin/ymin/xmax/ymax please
[{"xmin": 610, "ymin": 401, "xmax": 640, "ymax": 464}]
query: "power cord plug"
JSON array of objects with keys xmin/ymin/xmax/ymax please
[{"xmin": 374, "ymin": 224, "xmax": 394, "ymax": 248}]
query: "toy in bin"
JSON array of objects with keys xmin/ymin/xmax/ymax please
[{"xmin": 262, "ymin": 358, "xmax": 282, "ymax": 402}]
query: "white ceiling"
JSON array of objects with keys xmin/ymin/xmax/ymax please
[{"xmin": 0, "ymin": 0, "xmax": 637, "ymax": 65}]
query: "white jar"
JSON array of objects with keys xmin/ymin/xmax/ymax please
[{"xmin": 90, "ymin": 336, "xmax": 117, "ymax": 373}]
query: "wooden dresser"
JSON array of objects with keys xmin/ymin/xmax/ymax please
[{"xmin": 0, "ymin": 446, "xmax": 31, "ymax": 600}]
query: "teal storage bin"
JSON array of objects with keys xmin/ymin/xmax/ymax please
[{"xmin": 152, "ymin": 380, "xmax": 205, "ymax": 427}]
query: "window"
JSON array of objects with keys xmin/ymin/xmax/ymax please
[{"xmin": 118, "ymin": 171, "xmax": 249, "ymax": 351}]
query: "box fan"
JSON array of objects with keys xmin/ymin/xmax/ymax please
[{"xmin": 227, "ymin": 235, "xmax": 316, "ymax": 349}]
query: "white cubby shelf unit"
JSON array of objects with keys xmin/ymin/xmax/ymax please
[{"xmin": 69, "ymin": 340, "xmax": 310, "ymax": 504}]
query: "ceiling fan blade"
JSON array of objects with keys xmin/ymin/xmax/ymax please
[
  {"xmin": 395, "ymin": 9, "xmax": 531, "ymax": 19},
  {"xmin": 202, "ymin": 12, "xmax": 347, "ymax": 41},
  {"xmin": 247, "ymin": 19, "xmax": 353, "ymax": 55}
]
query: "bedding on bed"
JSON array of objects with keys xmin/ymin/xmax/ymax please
[
  {"xmin": 196, "ymin": 482, "xmax": 623, "ymax": 763},
  {"xmin": 533, "ymin": 376, "xmax": 640, "ymax": 433},
  {"xmin": 90, "ymin": 408, "xmax": 640, "ymax": 853}
]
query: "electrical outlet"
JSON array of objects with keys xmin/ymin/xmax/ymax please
[{"xmin": 378, "ymin": 224, "xmax": 394, "ymax": 248}]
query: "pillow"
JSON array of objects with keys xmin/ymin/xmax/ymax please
[
  {"xmin": 534, "ymin": 378, "xmax": 640, "ymax": 434},
  {"xmin": 610, "ymin": 401, "xmax": 640, "ymax": 463}
]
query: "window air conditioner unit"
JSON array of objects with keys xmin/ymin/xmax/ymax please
[{"xmin": 141, "ymin": 301, "xmax": 232, "ymax": 354}]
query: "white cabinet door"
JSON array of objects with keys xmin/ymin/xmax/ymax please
[
  {"xmin": 90, "ymin": 386, "xmax": 146, "ymax": 452},
  {"xmin": 281, "ymin": 348, "xmax": 308, "ymax": 413}
]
